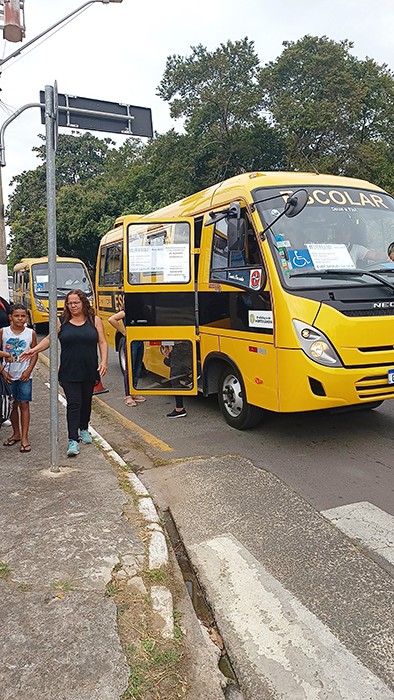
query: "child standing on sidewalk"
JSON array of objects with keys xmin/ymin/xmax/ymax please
[{"xmin": 0, "ymin": 304, "xmax": 37, "ymax": 452}]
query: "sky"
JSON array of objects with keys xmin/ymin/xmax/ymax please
[{"xmin": 1, "ymin": 0, "xmax": 394, "ymax": 211}]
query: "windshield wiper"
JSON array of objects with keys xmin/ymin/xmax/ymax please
[
  {"xmin": 365, "ymin": 267, "xmax": 394, "ymax": 274},
  {"xmin": 288, "ymin": 269, "xmax": 394, "ymax": 293}
]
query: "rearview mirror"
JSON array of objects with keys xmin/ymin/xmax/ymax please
[
  {"xmin": 284, "ymin": 189, "xmax": 309, "ymax": 218},
  {"xmin": 227, "ymin": 217, "xmax": 246, "ymax": 252}
]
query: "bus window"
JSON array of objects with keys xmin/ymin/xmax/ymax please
[
  {"xmin": 128, "ymin": 222, "xmax": 191, "ymax": 285},
  {"xmin": 99, "ymin": 243, "xmax": 123, "ymax": 287},
  {"xmin": 32, "ymin": 262, "xmax": 92, "ymax": 297},
  {"xmin": 210, "ymin": 208, "xmax": 263, "ymax": 280}
]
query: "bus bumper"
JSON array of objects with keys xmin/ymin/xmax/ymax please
[{"xmin": 276, "ymin": 348, "xmax": 394, "ymax": 412}]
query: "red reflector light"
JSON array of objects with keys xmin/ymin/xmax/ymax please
[
  {"xmin": 254, "ymin": 378, "xmax": 264, "ymax": 384},
  {"xmin": 249, "ymin": 346, "xmax": 257, "ymax": 353},
  {"xmin": 149, "ymin": 341, "xmax": 162, "ymax": 346}
]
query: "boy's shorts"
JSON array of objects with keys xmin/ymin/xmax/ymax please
[{"xmin": 10, "ymin": 379, "xmax": 33, "ymax": 402}]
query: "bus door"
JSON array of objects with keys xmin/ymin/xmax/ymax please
[{"xmin": 124, "ymin": 218, "xmax": 198, "ymax": 397}]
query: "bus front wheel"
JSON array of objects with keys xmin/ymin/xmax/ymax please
[{"xmin": 218, "ymin": 367, "xmax": 262, "ymax": 430}]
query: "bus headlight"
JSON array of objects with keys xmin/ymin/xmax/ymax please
[
  {"xmin": 35, "ymin": 299, "xmax": 46, "ymax": 313},
  {"xmin": 292, "ymin": 320, "xmax": 342, "ymax": 367}
]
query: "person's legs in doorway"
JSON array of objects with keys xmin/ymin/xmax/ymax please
[{"xmin": 167, "ymin": 395, "xmax": 187, "ymax": 418}]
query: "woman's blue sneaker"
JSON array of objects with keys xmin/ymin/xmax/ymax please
[
  {"xmin": 67, "ymin": 440, "xmax": 80, "ymax": 457},
  {"xmin": 80, "ymin": 429, "xmax": 92, "ymax": 444}
]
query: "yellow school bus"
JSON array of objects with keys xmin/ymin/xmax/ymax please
[
  {"xmin": 97, "ymin": 171, "xmax": 394, "ymax": 429},
  {"xmin": 13, "ymin": 256, "xmax": 94, "ymax": 330}
]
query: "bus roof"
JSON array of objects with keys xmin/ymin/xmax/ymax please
[
  {"xmin": 13, "ymin": 256, "xmax": 86, "ymax": 272},
  {"xmin": 109, "ymin": 171, "xmax": 388, "ymax": 229}
]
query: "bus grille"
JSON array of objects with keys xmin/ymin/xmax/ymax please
[
  {"xmin": 355, "ymin": 374, "xmax": 394, "ymax": 400},
  {"xmin": 343, "ymin": 308, "xmax": 394, "ymax": 317}
]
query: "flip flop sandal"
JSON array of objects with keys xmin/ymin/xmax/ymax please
[
  {"xmin": 124, "ymin": 397, "xmax": 137, "ymax": 407},
  {"xmin": 3, "ymin": 438, "xmax": 20, "ymax": 446},
  {"xmin": 20, "ymin": 444, "xmax": 31, "ymax": 453},
  {"xmin": 132, "ymin": 396, "xmax": 146, "ymax": 403}
]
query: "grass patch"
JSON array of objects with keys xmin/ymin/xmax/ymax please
[
  {"xmin": 0, "ymin": 562, "xmax": 11, "ymax": 579},
  {"xmin": 50, "ymin": 579, "xmax": 75, "ymax": 591},
  {"xmin": 173, "ymin": 610, "xmax": 183, "ymax": 641},
  {"xmin": 122, "ymin": 637, "xmax": 183, "ymax": 700},
  {"xmin": 145, "ymin": 569, "xmax": 167, "ymax": 584},
  {"xmin": 105, "ymin": 581, "xmax": 117, "ymax": 597}
]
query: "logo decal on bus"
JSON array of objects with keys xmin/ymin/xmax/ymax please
[{"xmin": 250, "ymin": 269, "xmax": 262, "ymax": 289}]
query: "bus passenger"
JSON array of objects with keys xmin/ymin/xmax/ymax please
[{"xmin": 161, "ymin": 341, "xmax": 190, "ymax": 418}]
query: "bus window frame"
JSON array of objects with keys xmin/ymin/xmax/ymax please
[
  {"xmin": 126, "ymin": 220, "xmax": 192, "ymax": 287},
  {"xmin": 99, "ymin": 242, "xmax": 123, "ymax": 287}
]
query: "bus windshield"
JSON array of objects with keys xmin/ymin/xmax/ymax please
[
  {"xmin": 32, "ymin": 262, "xmax": 92, "ymax": 298},
  {"xmin": 254, "ymin": 186, "xmax": 394, "ymax": 288}
]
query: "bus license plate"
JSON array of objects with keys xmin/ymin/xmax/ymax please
[{"xmin": 388, "ymin": 369, "xmax": 394, "ymax": 384}]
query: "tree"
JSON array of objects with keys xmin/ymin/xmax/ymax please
[
  {"xmin": 157, "ymin": 38, "xmax": 284, "ymax": 179},
  {"xmin": 6, "ymin": 132, "xmax": 115, "ymax": 267},
  {"xmin": 261, "ymin": 35, "xmax": 394, "ymax": 185},
  {"xmin": 33, "ymin": 131, "xmax": 114, "ymax": 187}
]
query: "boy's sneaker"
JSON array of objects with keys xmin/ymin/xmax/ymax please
[
  {"xmin": 67, "ymin": 440, "xmax": 80, "ymax": 457},
  {"xmin": 2, "ymin": 419, "xmax": 11, "ymax": 427},
  {"xmin": 166, "ymin": 408, "xmax": 187, "ymax": 418},
  {"xmin": 80, "ymin": 429, "xmax": 92, "ymax": 444}
]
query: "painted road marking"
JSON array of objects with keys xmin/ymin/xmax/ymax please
[
  {"xmin": 92, "ymin": 396, "xmax": 173, "ymax": 453},
  {"xmin": 322, "ymin": 502, "xmax": 394, "ymax": 566},
  {"xmin": 190, "ymin": 534, "xmax": 394, "ymax": 700}
]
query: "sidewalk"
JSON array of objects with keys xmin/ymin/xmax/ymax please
[{"xmin": 0, "ymin": 370, "xmax": 224, "ymax": 700}]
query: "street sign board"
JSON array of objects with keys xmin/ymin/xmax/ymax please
[{"xmin": 40, "ymin": 91, "xmax": 153, "ymax": 138}]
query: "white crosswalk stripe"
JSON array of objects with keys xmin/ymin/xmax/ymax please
[
  {"xmin": 321, "ymin": 501, "xmax": 394, "ymax": 566},
  {"xmin": 191, "ymin": 534, "xmax": 394, "ymax": 700}
]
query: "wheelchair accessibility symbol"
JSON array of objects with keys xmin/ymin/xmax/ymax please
[{"xmin": 288, "ymin": 249, "xmax": 314, "ymax": 269}]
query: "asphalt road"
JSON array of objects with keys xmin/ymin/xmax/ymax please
[{"xmin": 102, "ymin": 345, "xmax": 394, "ymax": 517}]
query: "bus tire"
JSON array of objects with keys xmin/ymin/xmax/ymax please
[{"xmin": 218, "ymin": 366, "xmax": 262, "ymax": 430}]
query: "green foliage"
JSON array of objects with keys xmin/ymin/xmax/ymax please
[
  {"xmin": 33, "ymin": 131, "xmax": 114, "ymax": 186},
  {"xmin": 261, "ymin": 35, "xmax": 394, "ymax": 181},
  {"xmin": 158, "ymin": 38, "xmax": 285, "ymax": 178},
  {"xmin": 0, "ymin": 562, "xmax": 11, "ymax": 579}
]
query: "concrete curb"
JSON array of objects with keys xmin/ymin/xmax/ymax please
[{"xmin": 90, "ymin": 428, "xmax": 175, "ymax": 638}]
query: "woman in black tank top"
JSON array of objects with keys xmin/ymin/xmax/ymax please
[{"xmin": 20, "ymin": 290, "xmax": 108, "ymax": 457}]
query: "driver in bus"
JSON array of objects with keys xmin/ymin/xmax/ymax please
[{"xmin": 334, "ymin": 222, "xmax": 381, "ymax": 266}]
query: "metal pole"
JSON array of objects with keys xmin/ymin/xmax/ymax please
[
  {"xmin": 0, "ymin": 168, "xmax": 7, "ymax": 299},
  {"xmin": 45, "ymin": 85, "xmax": 59, "ymax": 472}
]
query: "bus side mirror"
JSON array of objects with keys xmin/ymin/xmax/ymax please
[
  {"xmin": 227, "ymin": 217, "xmax": 246, "ymax": 252},
  {"xmin": 227, "ymin": 202, "xmax": 246, "ymax": 252},
  {"xmin": 284, "ymin": 189, "xmax": 309, "ymax": 218}
]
